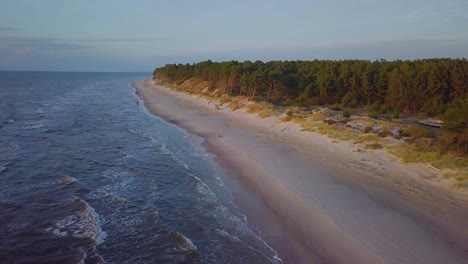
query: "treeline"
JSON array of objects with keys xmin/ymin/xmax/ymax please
[{"xmin": 154, "ymin": 59, "xmax": 467, "ymax": 116}]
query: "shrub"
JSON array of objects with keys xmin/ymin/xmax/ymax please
[
  {"xmin": 369, "ymin": 112, "xmax": 379, "ymax": 119},
  {"xmin": 402, "ymin": 126, "xmax": 430, "ymax": 139},
  {"xmin": 370, "ymin": 102, "xmax": 381, "ymax": 112},
  {"xmin": 330, "ymin": 104, "xmax": 341, "ymax": 111},
  {"xmin": 304, "ymin": 97, "xmax": 321, "ymax": 106},
  {"xmin": 391, "ymin": 108, "xmax": 400, "ymax": 119},
  {"xmin": 343, "ymin": 109, "xmax": 352, "ymax": 118},
  {"xmin": 413, "ymin": 138, "xmax": 433, "ymax": 151},
  {"xmin": 378, "ymin": 105, "xmax": 388, "ymax": 114}
]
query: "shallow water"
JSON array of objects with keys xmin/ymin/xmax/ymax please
[{"xmin": 0, "ymin": 72, "xmax": 280, "ymax": 264}]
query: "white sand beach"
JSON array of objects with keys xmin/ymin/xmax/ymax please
[{"xmin": 134, "ymin": 79, "xmax": 468, "ymax": 264}]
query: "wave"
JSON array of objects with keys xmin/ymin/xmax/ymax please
[
  {"xmin": 46, "ymin": 197, "xmax": 107, "ymax": 246},
  {"xmin": 93, "ymin": 189, "xmax": 127, "ymax": 205},
  {"xmin": 33, "ymin": 108, "xmax": 45, "ymax": 115},
  {"xmin": 215, "ymin": 229, "xmax": 282, "ymax": 263},
  {"xmin": 193, "ymin": 174, "xmax": 218, "ymax": 203},
  {"xmin": 23, "ymin": 119, "xmax": 48, "ymax": 130},
  {"xmin": 59, "ymin": 175, "xmax": 77, "ymax": 185},
  {"xmin": 0, "ymin": 160, "xmax": 13, "ymax": 174},
  {"xmin": 3, "ymin": 118, "xmax": 14, "ymax": 124},
  {"xmin": 125, "ymin": 127, "xmax": 161, "ymax": 147},
  {"xmin": 168, "ymin": 231, "xmax": 198, "ymax": 254},
  {"xmin": 0, "ymin": 141, "xmax": 20, "ymax": 154},
  {"xmin": 160, "ymin": 144, "xmax": 191, "ymax": 171},
  {"xmin": 117, "ymin": 149, "xmax": 136, "ymax": 161}
]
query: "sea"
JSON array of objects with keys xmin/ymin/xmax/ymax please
[{"xmin": 0, "ymin": 72, "xmax": 281, "ymax": 264}]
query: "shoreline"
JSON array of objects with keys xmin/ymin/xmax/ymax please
[{"xmin": 134, "ymin": 79, "xmax": 468, "ymax": 263}]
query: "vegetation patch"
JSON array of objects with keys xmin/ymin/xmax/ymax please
[
  {"xmin": 366, "ymin": 143, "xmax": 384, "ymax": 150},
  {"xmin": 343, "ymin": 109, "xmax": 352, "ymax": 118},
  {"xmin": 402, "ymin": 126, "xmax": 430, "ymax": 138},
  {"xmin": 330, "ymin": 104, "xmax": 341, "ymax": 111},
  {"xmin": 442, "ymin": 172, "xmax": 468, "ymax": 182},
  {"xmin": 443, "ymin": 171, "xmax": 468, "ymax": 189},
  {"xmin": 315, "ymin": 123, "xmax": 358, "ymax": 141},
  {"xmin": 355, "ymin": 134, "xmax": 382, "ymax": 144},
  {"xmin": 245, "ymin": 101, "xmax": 278, "ymax": 118},
  {"xmin": 280, "ymin": 110, "xmax": 295, "ymax": 122},
  {"xmin": 363, "ymin": 126, "xmax": 373, "ymax": 133},
  {"xmin": 311, "ymin": 112, "xmax": 326, "ymax": 121},
  {"xmin": 228, "ymin": 101, "xmax": 243, "ymax": 111}
]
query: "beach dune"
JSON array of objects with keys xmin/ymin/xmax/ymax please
[{"xmin": 134, "ymin": 79, "xmax": 468, "ymax": 264}]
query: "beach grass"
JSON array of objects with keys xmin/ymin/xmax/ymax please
[
  {"xmin": 245, "ymin": 101, "xmax": 279, "ymax": 118},
  {"xmin": 388, "ymin": 145, "xmax": 468, "ymax": 170},
  {"xmin": 444, "ymin": 171, "xmax": 468, "ymax": 189},
  {"xmin": 366, "ymin": 143, "xmax": 384, "ymax": 150},
  {"xmin": 228, "ymin": 100, "xmax": 243, "ymax": 111}
]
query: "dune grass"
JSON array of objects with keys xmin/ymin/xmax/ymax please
[
  {"xmin": 315, "ymin": 123, "xmax": 359, "ymax": 141},
  {"xmin": 388, "ymin": 145, "xmax": 468, "ymax": 170},
  {"xmin": 442, "ymin": 171, "xmax": 468, "ymax": 189},
  {"xmin": 227, "ymin": 100, "xmax": 243, "ymax": 111},
  {"xmin": 366, "ymin": 143, "xmax": 384, "ymax": 150},
  {"xmin": 245, "ymin": 101, "xmax": 279, "ymax": 118}
]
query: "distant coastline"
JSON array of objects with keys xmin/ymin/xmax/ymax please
[{"xmin": 153, "ymin": 59, "xmax": 467, "ymax": 190}]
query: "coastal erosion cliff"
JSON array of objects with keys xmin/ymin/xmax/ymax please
[{"xmin": 133, "ymin": 79, "xmax": 468, "ymax": 263}]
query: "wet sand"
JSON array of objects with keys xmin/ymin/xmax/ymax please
[{"xmin": 133, "ymin": 79, "xmax": 468, "ymax": 263}]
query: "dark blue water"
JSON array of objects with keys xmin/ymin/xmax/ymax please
[{"xmin": 0, "ymin": 72, "xmax": 280, "ymax": 264}]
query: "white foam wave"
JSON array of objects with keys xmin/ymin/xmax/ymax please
[
  {"xmin": 102, "ymin": 169, "xmax": 133, "ymax": 182},
  {"xmin": 59, "ymin": 175, "xmax": 77, "ymax": 185},
  {"xmin": 0, "ymin": 161, "xmax": 13, "ymax": 174},
  {"xmin": 215, "ymin": 229, "xmax": 283, "ymax": 263},
  {"xmin": 193, "ymin": 175, "xmax": 218, "ymax": 203},
  {"xmin": 117, "ymin": 150, "xmax": 136, "ymax": 160},
  {"xmin": 23, "ymin": 119, "xmax": 47, "ymax": 130},
  {"xmin": 33, "ymin": 108, "xmax": 45, "ymax": 115},
  {"xmin": 92, "ymin": 189, "xmax": 127, "ymax": 204},
  {"xmin": 46, "ymin": 197, "xmax": 107, "ymax": 245},
  {"xmin": 160, "ymin": 144, "xmax": 190, "ymax": 171},
  {"xmin": 168, "ymin": 231, "xmax": 198, "ymax": 253},
  {"xmin": 160, "ymin": 144, "xmax": 170, "ymax": 155}
]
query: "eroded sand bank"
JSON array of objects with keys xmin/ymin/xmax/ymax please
[{"xmin": 134, "ymin": 79, "xmax": 468, "ymax": 263}]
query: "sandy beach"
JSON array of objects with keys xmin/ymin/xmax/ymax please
[{"xmin": 134, "ymin": 79, "xmax": 468, "ymax": 264}]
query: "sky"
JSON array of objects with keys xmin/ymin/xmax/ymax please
[{"xmin": 0, "ymin": 0, "xmax": 467, "ymax": 72}]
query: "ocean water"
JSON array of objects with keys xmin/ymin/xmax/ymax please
[{"xmin": 0, "ymin": 72, "xmax": 280, "ymax": 264}]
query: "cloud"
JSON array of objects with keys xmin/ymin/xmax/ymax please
[
  {"xmin": 0, "ymin": 26, "xmax": 20, "ymax": 32},
  {"xmin": 74, "ymin": 37, "xmax": 161, "ymax": 43},
  {"xmin": 0, "ymin": 36, "xmax": 93, "ymax": 52}
]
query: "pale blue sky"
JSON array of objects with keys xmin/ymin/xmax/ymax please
[{"xmin": 1, "ymin": 0, "xmax": 467, "ymax": 71}]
